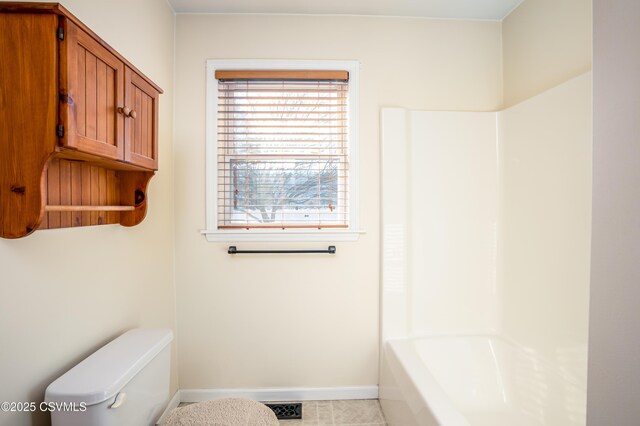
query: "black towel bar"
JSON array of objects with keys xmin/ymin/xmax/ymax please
[{"xmin": 228, "ymin": 246, "xmax": 336, "ymax": 254}]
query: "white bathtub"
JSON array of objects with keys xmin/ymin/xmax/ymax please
[{"xmin": 379, "ymin": 336, "xmax": 586, "ymax": 426}]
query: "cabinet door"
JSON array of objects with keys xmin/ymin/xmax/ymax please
[
  {"xmin": 123, "ymin": 68, "xmax": 159, "ymax": 170},
  {"xmin": 60, "ymin": 21, "xmax": 124, "ymax": 160}
]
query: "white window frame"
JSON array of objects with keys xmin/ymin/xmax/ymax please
[{"xmin": 201, "ymin": 59, "xmax": 362, "ymax": 242}]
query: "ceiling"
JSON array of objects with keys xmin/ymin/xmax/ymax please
[{"xmin": 168, "ymin": 0, "xmax": 525, "ymax": 20}]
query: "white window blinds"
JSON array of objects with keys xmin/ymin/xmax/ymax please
[{"xmin": 216, "ymin": 70, "xmax": 350, "ymax": 229}]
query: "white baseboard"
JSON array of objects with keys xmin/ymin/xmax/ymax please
[
  {"xmin": 181, "ymin": 386, "xmax": 379, "ymax": 402},
  {"xmin": 156, "ymin": 391, "xmax": 181, "ymax": 425},
  {"xmin": 156, "ymin": 386, "xmax": 378, "ymax": 424}
]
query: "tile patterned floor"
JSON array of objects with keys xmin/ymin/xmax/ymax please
[
  {"xmin": 276, "ymin": 400, "xmax": 386, "ymax": 426},
  {"xmin": 177, "ymin": 399, "xmax": 387, "ymax": 425}
]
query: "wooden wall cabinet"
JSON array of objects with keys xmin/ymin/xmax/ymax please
[{"xmin": 0, "ymin": 3, "xmax": 162, "ymax": 239}]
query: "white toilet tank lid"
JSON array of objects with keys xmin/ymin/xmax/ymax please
[{"xmin": 45, "ymin": 328, "xmax": 173, "ymax": 406}]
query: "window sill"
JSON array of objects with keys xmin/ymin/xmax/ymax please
[{"xmin": 200, "ymin": 229, "xmax": 365, "ymax": 242}]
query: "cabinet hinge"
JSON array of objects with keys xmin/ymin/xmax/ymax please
[
  {"xmin": 56, "ymin": 125, "xmax": 64, "ymax": 138},
  {"xmin": 57, "ymin": 27, "xmax": 64, "ymax": 40}
]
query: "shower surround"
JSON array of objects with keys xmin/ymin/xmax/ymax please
[{"xmin": 380, "ymin": 73, "xmax": 592, "ymax": 426}]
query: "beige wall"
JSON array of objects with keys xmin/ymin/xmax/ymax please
[
  {"xmin": 174, "ymin": 14, "xmax": 502, "ymax": 389},
  {"xmin": 588, "ymin": 0, "xmax": 640, "ymax": 424},
  {"xmin": 502, "ymin": 0, "xmax": 592, "ymax": 107},
  {"xmin": 0, "ymin": 1, "xmax": 176, "ymax": 425}
]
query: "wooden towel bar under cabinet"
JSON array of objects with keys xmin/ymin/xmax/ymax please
[{"xmin": 0, "ymin": 2, "xmax": 162, "ymax": 239}]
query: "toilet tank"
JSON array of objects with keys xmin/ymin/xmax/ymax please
[{"xmin": 45, "ymin": 328, "xmax": 173, "ymax": 426}]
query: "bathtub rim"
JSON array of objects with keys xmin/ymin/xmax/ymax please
[
  {"xmin": 382, "ymin": 337, "xmax": 471, "ymax": 426},
  {"xmin": 381, "ymin": 334, "xmax": 588, "ymax": 426}
]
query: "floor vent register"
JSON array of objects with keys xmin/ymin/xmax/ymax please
[{"xmin": 265, "ymin": 403, "xmax": 303, "ymax": 420}]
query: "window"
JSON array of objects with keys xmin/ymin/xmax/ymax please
[{"xmin": 204, "ymin": 60, "xmax": 360, "ymax": 242}]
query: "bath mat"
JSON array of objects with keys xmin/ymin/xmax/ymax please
[{"xmin": 163, "ymin": 398, "xmax": 279, "ymax": 426}]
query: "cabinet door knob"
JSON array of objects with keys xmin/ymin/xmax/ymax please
[
  {"xmin": 118, "ymin": 106, "xmax": 131, "ymax": 116},
  {"xmin": 129, "ymin": 110, "xmax": 137, "ymax": 119}
]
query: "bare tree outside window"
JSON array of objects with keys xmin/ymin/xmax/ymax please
[{"xmin": 231, "ymin": 159, "xmax": 338, "ymax": 223}]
